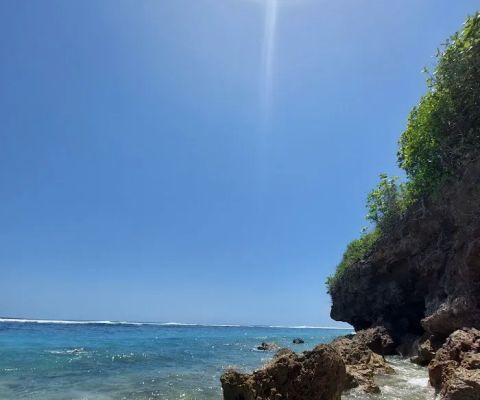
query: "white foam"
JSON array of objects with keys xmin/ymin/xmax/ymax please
[
  {"xmin": 47, "ymin": 348, "xmax": 86, "ymax": 355},
  {"xmin": 408, "ymin": 377, "xmax": 429, "ymax": 387},
  {"xmin": 0, "ymin": 318, "xmax": 238, "ymax": 327},
  {"xmin": 0, "ymin": 318, "xmax": 143, "ymax": 326},
  {"xmin": 267, "ymin": 325, "xmax": 353, "ymax": 330}
]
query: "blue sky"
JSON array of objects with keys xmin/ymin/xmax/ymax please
[{"xmin": 0, "ymin": 0, "xmax": 477, "ymax": 326}]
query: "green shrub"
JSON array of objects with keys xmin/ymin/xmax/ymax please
[
  {"xmin": 326, "ymin": 230, "xmax": 380, "ymax": 294},
  {"xmin": 366, "ymin": 174, "xmax": 404, "ymax": 231},
  {"xmin": 398, "ymin": 12, "xmax": 480, "ymax": 196}
]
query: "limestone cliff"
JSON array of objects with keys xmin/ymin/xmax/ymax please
[{"xmin": 330, "ymin": 160, "xmax": 480, "ymax": 343}]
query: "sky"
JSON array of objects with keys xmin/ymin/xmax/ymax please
[{"xmin": 0, "ymin": 0, "xmax": 478, "ymax": 326}]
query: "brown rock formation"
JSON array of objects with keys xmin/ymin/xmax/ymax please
[
  {"xmin": 330, "ymin": 160, "xmax": 480, "ymax": 343},
  {"xmin": 331, "ymin": 334, "xmax": 394, "ymax": 393},
  {"xmin": 428, "ymin": 328, "xmax": 480, "ymax": 399},
  {"xmin": 411, "ymin": 335, "xmax": 444, "ymax": 366},
  {"xmin": 220, "ymin": 345, "xmax": 346, "ymax": 400},
  {"xmin": 354, "ymin": 326, "xmax": 397, "ymax": 355}
]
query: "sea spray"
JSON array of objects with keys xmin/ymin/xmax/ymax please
[{"xmin": 342, "ymin": 356, "xmax": 433, "ymax": 400}]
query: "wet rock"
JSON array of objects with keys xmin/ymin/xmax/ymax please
[
  {"xmin": 411, "ymin": 335, "xmax": 443, "ymax": 366},
  {"xmin": 355, "ymin": 327, "xmax": 397, "ymax": 355},
  {"xmin": 331, "ymin": 335, "xmax": 394, "ymax": 394},
  {"xmin": 220, "ymin": 345, "xmax": 346, "ymax": 400},
  {"xmin": 257, "ymin": 342, "xmax": 280, "ymax": 351},
  {"xmin": 428, "ymin": 328, "xmax": 480, "ymax": 399},
  {"xmin": 292, "ymin": 338, "xmax": 304, "ymax": 344}
]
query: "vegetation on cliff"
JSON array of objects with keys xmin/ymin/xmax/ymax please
[{"xmin": 327, "ymin": 13, "xmax": 480, "ymax": 293}]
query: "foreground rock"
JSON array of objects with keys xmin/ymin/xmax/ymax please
[
  {"xmin": 257, "ymin": 342, "xmax": 280, "ymax": 351},
  {"xmin": 221, "ymin": 345, "xmax": 346, "ymax": 400},
  {"xmin": 411, "ymin": 335, "xmax": 444, "ymax": 366},
  {"xmin": 331, "ymin": 334, "xmax": 394, "ymax": 394},
  {"xmin": 428, "ymin": 328, "xmax": 480, "ymax": 399}
]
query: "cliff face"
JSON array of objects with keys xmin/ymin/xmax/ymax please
[{"xmin": 330, "ymin": 160, "xmax": 480, "ymax": 342}]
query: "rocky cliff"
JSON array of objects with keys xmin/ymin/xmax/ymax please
[{"xmin": 330, "ymin": 159, "xmax": 480, "ymax": 343}]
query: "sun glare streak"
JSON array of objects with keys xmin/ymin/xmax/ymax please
[{"xmin": 260, "ymin": 0, "xmax": 279, "ymax": 130}]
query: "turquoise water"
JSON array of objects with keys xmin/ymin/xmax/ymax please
[{"xmin": 0, "ymin": 320, "xmax": 351, "ymax": 399}]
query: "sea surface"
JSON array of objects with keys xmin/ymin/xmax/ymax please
[{"xmin": 0, "ymin": 319, "xmax": 431, "ymax": 399}]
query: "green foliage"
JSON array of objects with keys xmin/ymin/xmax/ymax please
[
  {"xmin": 326, "ymin": 230, "xmax": 380, "ymax": 294},
  {"xmin": 398, "ymin": 12, "xmax": 480, "ymax": 196},
  {"xmin": 327, "ymin": 13, "xmax": 480, "ymax": 295},
  {"xmin": 366, "ymin": 174, "xmax": 403, "ymax": 231},
  {"xmin": 326, "ymin": 173, "xmax": 405, "ymax": 294}
]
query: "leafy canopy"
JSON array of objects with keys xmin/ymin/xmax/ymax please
[{"xmin": 399, "ymin": 12, "xmax": 480, "ymax": 197}]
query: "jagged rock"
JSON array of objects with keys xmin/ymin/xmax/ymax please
[
  {"xmin": 220, "ymin": 345, "xmax": 346, "ymax": 400},
  {"xmin": 330, "ymin": 160, "xmax": 480, "ymax": 341},
  {"xmin": 428, "ymin": 328, "xmax": 480, "ymax": 399},
  {"xmin": 422, "ymin": 297, "xmax": 480, "ymax": 338},
  {"xmin": 257, "ymin": 342, "xmax": 280, "ymax": 351},
  {"xmin": 330, "ymin": 335, "xmax": 394, "ymax": 393},
  {"xmin": 274, "ymin": 348, "xmax": 293, "ymax": 358},
  {"xmin": 411, "ymin": 335, "xmax": 443, "ymax": 366},
  {"xmin": 292, "ymin": 338, "xmax": 304, "ymax": 344},
  {"xmin": 354, "ymin": 327, "xmax": 397, "ymax": 355}
]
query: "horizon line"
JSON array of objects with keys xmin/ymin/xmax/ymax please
[{"xmin": 0, "ymin": 317, "xmax": 353, "ymax": 330}]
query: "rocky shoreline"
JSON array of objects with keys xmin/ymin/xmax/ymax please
[
  {"xmin": 220, "ymin": 327, "xmax": 479, "ymax": 399},
  {"xmin": 219, "ymin": 12, "xmax": 480, "ymax": 399},
  {"xmin": 218, "ymin": 156, "xmax": 480, "ymax": 398},
  {"xmin": 219, "ymin": 162, "xmax": 480, "ymax": 399},
  {"xmin": 220, "ymin": 327, "xmax": 398, "ymax": 399}
]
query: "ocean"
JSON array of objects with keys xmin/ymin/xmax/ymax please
[{"xmin": 0, "ymin": 319, "xmax": 430, "ymax": 399}]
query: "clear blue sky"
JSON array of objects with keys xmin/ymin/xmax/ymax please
[{"xmin": 0, "ymin": 0, "xmax": 477, "ymax": 326}]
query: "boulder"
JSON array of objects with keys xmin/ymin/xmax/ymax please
[
  {"xmin": 257, "ymin": 342, "xmax": 280, "ymax": 351},
  {"xmin": 220, "ymin": 345, "xmax": 346, "ymax": 400},
  {"xmin": 411, "ymin": 335, "xmax": 443, "ymax": 366},
  {"xmin": 292, "ymin": 338, "xmax": 304, "ymax": 344},
  {"xmin": 428, "ymin": 328, "xmax": 480, "ymax": 399},
  {"xmin": 354, "ymin": 327, "xmax": 397, "ymax": 355},
  {"xmin": 331, "ymin": 335, "xmax": 394, "ymax": 393}
]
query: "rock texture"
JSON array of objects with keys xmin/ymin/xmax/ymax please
[
  {"xmin": 354, "ymin": 326, "xmax": 397, "ymax": 355},
  {"xmin": 411, "ymin": 335, "xmax": 444, "ymax": 366},
  {"xmin": 220, "ymin": 345, "xmax": 346, "ymax": 400},
  {"xmin": 330, "ymin": 160, "xmax": 480, "ymax": 342},
  {"xmin": 331, "ymin": 334, "xmax": 394, "ymax": 393},
  {"xmin": 428, "ymin": 328, "xmax": 480, "ymax": 399}
]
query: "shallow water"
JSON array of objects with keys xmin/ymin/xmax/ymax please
[
  {"xmin": 0, "ymin": 320, "xmax": 350, "ymax": 399},
  {"xmin": 343, "ymin": 356, "xmax": 434, "ymax": 400},
  {"xmin": 0, "ymin": 320, "xmax": 432, "ymax": 399}
]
